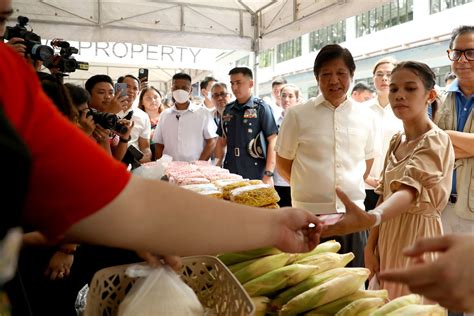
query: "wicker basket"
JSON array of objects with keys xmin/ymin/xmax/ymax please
[{"xmin": 84, "ymin": 255, "xmax": 255, "ymax": 316}]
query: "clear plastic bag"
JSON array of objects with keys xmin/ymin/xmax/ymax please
[
  {"xmin": 118, "ymin": 264, "xmax": 204, "ymax": 316},
  {"xmin": 132, "ymin": 154, "xmax": 173, "ymax": 179}
]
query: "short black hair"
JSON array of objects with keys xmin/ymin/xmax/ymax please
[
  {"xmin": 200, "ymin": 76, "xmax": 217, "ymax": 90},
  {"xmin": 313, "ymin": 44, "xmax": 356, "ymax": 78},
  {"xmin": 64, "ymin": 83, "xmax": 90, "ymax": 107},
  {"xmin": 117, "ymin": 76, "xmax": 125, "ymax": 83},
  {"xmin": 172, "ymin": 72, "xmax": 192, "ymax": 83},
  {"xmin": 85, "ymin": 75, "xmax": 114, "ymax": 94},
  {"xmin": 449, "ymin": 25, "xmax": 474, "ymax": 49},
  {"xmin": 352, "ymin": 82, "xmax": 374, "ymax": 94},
  {"xmin": 37, "ymin": 72, "xmax": 77, "ymax": 122},
  {"xmin": 272, "ymin": 77, "xmax": 287, "ymax": 87},
  {"xmin": 228, "ymin": 67, "xmax": 253, "ymax": 79},
  {"xmin": 123, "ymin": 74, "xmax": 140, "ymax": 86}
]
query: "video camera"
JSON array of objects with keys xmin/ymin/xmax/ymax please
[
  {"xmin": 86, "ymin": 108, "xmax": 130, "ymax": 134},
  {"xmin": 4, "ymin": 16, "xmax": 54, "ymax": 61},
  {"xmin": 45, "ymin": 39, "xmax": 89, "ymax": 73}
]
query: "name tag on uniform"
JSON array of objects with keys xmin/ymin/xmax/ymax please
[{"xmin": 243, "ymin": 108, "xmax": 257, "ymax": 119}]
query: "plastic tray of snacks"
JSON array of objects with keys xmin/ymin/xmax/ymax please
[{"xmin": 84, "ymin": 255, "xmax": 255, "ymax": 316}]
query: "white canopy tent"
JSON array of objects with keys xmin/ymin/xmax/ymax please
[{"xmin": 8, "ymin": 0, "xmax": 388, "ymax": 86}]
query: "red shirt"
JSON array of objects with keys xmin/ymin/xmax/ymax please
[{"xmin": 0, "ymin": 44, "xmax": 131, "ymax": 238}]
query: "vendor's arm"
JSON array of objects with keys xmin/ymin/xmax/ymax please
[{"xmin": 66, "ymin": 176, "xmax": 322, "ymax": 256}]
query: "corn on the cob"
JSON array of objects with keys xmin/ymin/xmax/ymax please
[
  {"xmin": 386, "ymin": 304, "xmax": 446, "ymax": 316},
  {"xmin": 234, "ymin": 253, "xmax": 293, "ymax": 284},
  {"xmin": 369, "ymin": 294, "xmax": 422, "ymax": 316},
  {"xmin": 217, "ymin": 247, "xmax": 281, "ymax": 265},
  {"xmin": 251, "ymin": 296, "xmax": 270, "ymax": 316},
  {"xmin": 228, "ymin": 258, "xmax": 259, "ymax": 273},
  {"xmin": 271, "ymin": 267, "xmax": 366, "ymax": 310},
  {"xmin": 281, "ymin": 268, "xmax": 370, "ymax": 315},
  {"xmin": 295, "ymin": 252, "xmax": 354, "ymax": 266},
  {"xmin": 244, "ymin": 264, "xmax": 321, "ymax": 297},
  {"xmin": 290, "ymin": 240, "xmax": 341, "ymax": 263},
  {"xmin": 335, "ymin": 297, "xmax": 385, "ymax": 316},
  {"xmin": 310, "ymin": 289, "xmax": 388, "ymax": 314}
]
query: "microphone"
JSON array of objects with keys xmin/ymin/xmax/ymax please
[{"xmin": 176, "ymin": 114, "xmax": 180, "ymax": 120}]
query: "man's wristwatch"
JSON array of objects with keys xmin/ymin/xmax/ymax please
[
  {"xmin": 263, "ymin": 170, "xmax": 274, "ymax": 177},
  {"xmin": 119, "ymin": 135, "xmax": 131, "ymax": 143}
]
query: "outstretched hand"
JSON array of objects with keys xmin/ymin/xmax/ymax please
[
  {"xmin": 274, "ymin": 207, "xmax": 322, "ymax": 253},
  {"xmin": 379, "ymin": 234, "xmax": 474, "ymax": 312},
  {"xmin": 322, "ymin": 188, "xmax": 374, "ymax": 237}
]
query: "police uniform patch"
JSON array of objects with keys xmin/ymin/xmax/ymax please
[{"xmin": 243, "ymin": 108, "xmax": 258, "ymax": 119}]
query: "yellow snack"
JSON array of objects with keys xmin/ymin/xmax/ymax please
[
  {"xmin": 261, "ymin": 203, "xmax": 280, "ymax": 209},
  {"xmin": 230, "ymin": 184, "xmax": 280, "ymax": 207},
  {"xmin": 222, "ymin": 180, "xmax": 263, "ymax": 200},
  {"xmin": 199, "ymin": 190, "xmax": 224, "ymax": 199}
]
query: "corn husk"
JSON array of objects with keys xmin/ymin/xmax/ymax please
[
  {"xmin": 217, "ymin": 247, "xmax": 281, "ymax": 265},
  {"xmin": 270, "ymin": 267, "xmax": 364, "ymax": 310},
  {"xmin": 251, "ymin": 296, "xmax": 270, "ymax": 316},
  {"xmin": 386, "ymin": 304, "xmax": 446, "ymax": 316},
  {"xmin": 335, "ymin": 297, "xmax": 385, "ymax": 316},
  {"xmin": 310, "ymin": 289, "xmax": 388, "ymax": 314},
  {"xmin": 228, "ymin": 258, "xmax": 259, "ymax": 273},
  {"xmin": 369, "ymin": 294, "xmax": 422, "ymax": 315},
  {"xmin": 234, "ymin": 253, "xmax": 293, "ymax": 284},
  {"xmin": 281, "ymin": 268, "xmax": 370, "ymax": 315},
  {"xmin": 244, "ymin": 264, "xmax": 321, "ymax": 297},
  {"xmin": 289, "ymin": 240, "xmax": 341, "ymax": 263}
]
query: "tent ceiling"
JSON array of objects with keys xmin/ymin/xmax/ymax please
[{"xmin": 10, "ymin": 0, "xmax": 388, "ymax": 52}]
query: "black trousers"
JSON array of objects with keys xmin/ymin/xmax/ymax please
[
  {"xmin": 275, "ymin": 186, "xmax": 292, "ymax": 207},
  {"xmin": 364, "ymin": 189, "xmax": 380, "ymax": 211}
]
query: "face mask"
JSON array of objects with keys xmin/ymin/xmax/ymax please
[{"xmin": 172, "ymin": 89, "xmax": 190, "ymax": 104}]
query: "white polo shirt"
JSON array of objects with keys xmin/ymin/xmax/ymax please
[
  {"xmin": 117, "ymin": 107, "xmax": 151, "ymax": 150},
  {"xmin": 275, "ymin": 95, "xmax": 377, "ymax": 214},
  {"xmin": 274, "ymin": 112, "xmax": 290, "ymax": 187},
  {"xmin": 363, "ymin": 99, "xmax": 403, "ymax": 189},
  {"xmin": 153, "ymin": 102, "xmax": 217, "ymax": 162}
]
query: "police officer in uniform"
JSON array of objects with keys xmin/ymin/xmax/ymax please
[{"xmin": 216, "ymin": 67, "xmax": 278, "ymax": 183}]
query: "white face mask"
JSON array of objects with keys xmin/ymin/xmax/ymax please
[{"xmin": 172, "ymin": 89, "xmax": 190, "ymax": 104}]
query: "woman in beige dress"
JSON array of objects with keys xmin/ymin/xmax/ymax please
[{"xmin": 323, "ymin": 61, "xmax": 455, "ymax": 300}]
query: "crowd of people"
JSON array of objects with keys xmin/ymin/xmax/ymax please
[{"xmin": 0, "ymin": 0, "xmax": 473, "ymax": 313}]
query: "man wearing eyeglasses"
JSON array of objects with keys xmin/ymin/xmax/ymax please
[{"xmin": 435, "ymin": 25, "xmax": 474, "ymax": 236}]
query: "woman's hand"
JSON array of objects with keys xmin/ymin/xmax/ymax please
[
  {"xmin": 364, "ymin": 246, "xmax": 380, "ymax": 280},
  {"xmin": 45, "ymin": 251, "xmax": 74, "ymax": 280},
  {"xmin": 322, "ymin": 188, "xmax": 375, "ymax": 237}
]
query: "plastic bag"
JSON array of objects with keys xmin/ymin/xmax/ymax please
[
  {"xmin": 118, "ymin": 264, "xmax": 204, "ymax": 316},
  {"xmin": 132, "ymin": 154, "xmax": 173, "ymax": 179}
]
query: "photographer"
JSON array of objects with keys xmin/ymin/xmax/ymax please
[
  {"xmin": 117, "ymin": 75, "xmax": 152, "ymax": 165},
  {"xmin": 85, "ymin": 74, "xmax": 134, "ymax": 161}
]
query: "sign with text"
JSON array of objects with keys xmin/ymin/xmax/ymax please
[{"xmin": 43, "ymin": 40, "xmax": 226, "ymax": 69}]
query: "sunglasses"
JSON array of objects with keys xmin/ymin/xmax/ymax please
[
  {"xmin": 212, "ymin": 92, "xmax": 229, "ymax": 99},
  {"xmin": 447, "ymin": 49, "xmax": 474, "ymax": 61}
]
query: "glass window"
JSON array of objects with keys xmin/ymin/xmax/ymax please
[
  {"xmin": 309, "ymin": 21, "xmax": 346, "ymax": 52},
  {"xmin": 430, "ymin": 0, "xmax": 472, "ymax": 13},
  {"xmin": 277, "ymin": 37, "xmax": 301, "ymax": 63},
  {"xmin": 356, "ymin": 0, "xmax": 413, "ymax": 37},
  {"xmin": 236, "ymin": 55, "xmax": 249, "ymax": 67},
  {"xmin": 307, "ymin": 86, "xmax": 319, "ymax": 98},
  {"xmin": 259, "ymin": 49, "xmax": 273, "ymax": 68}
]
